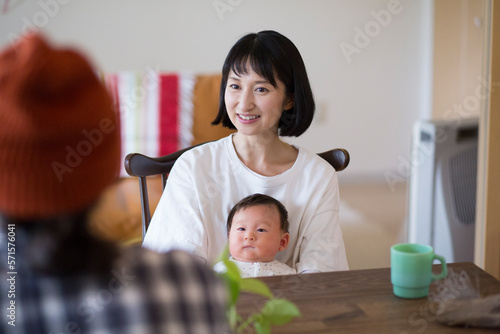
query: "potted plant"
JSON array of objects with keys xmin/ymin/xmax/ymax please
[{"xmin": 215, "ymin": 250, "xmax": 301, "ymax": 333}]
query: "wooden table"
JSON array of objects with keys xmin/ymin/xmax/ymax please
[{"xmin": 236, "ymin": 263, "xmax": 500, "ymax": 333}]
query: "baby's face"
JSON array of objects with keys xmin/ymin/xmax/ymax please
[{"xmin": 228, "ymin": 204, "xmax": 288, "ymax": 262}]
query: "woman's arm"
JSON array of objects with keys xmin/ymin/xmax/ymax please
[
  {"xmin": 142, "ymin": 156, "xmax": 208, "ymax": 261},
  {"xmin": 294, "ymin": 169, "xmax": 349, "ymax": 273}
]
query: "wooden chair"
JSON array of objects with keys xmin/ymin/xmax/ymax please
[{"xmin": 124, "ymin": 144, "xmax": 350, "ymax": 239}]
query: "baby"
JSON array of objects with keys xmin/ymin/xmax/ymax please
[{"xmin": 214, "ymin": 193, "xmax": 297, "ymax": 277}]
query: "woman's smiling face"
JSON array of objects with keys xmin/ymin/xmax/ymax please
[{"xmin": 224, "ymin": 66, "xmax": 293, "ymax": 139}]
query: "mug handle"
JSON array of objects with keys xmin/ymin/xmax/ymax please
[{"xmin": 431, "ymin": 254, "xmax": 448, "ymax": 281}]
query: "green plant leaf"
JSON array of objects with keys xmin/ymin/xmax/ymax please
[
  {"xmin": 260, "ymin": 298, "xmax": 301, "ymax": 325},
  {"xmin": 219, "ymin": 260, "xmax": 241, "ymax": 306},
  {"xmin": 240, "ymin": 278, "xmax": 273, "ymax": 298},
  {"xmin": 222, "ymin": 260, "xmax": 241, "ymax": 283},
  {"xmin": 224, "ymin": 276, "xmax": 240, "ymax": 306},
  {"xmin": 254, "ymin": 319, "xmax": 271, "ymax": 334},
  {"xmin": 214, "ymin": 244, "xmax": 230, "ymax": 264},
  {"xmin": 227, "ymin": 305, "xmax": 237, "ymax": 330},
  {"xmin": 214, "ymin": 247, "xmax": 300, "ymax": 333}
]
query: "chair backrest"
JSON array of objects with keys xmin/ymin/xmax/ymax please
[{"xmin": 125, "ymin": 144, "xmax": 350, "ymax": 239}]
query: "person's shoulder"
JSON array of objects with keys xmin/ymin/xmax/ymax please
[
  {"xmin": 270, "ymin": 259, "xmax": 297, "ymax": 274},
  {"xmin": 112, "ymin": 249, "xmax": 230, "ymax": 332},
  {"xmin": 120, "ymin": 247, "xmax": 215, "ymax": 277},
  {"xmin": 178, "ymin": 135, "xmax": 231, "ymax": 161},
  {"xmin": 270, "ymin": 259, "xmax": 293, "ymax": 268},
  {"xmin": 296, "ymin": 146, "xmax": 336, "ymax": 172}
]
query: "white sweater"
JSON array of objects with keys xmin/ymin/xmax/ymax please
[{"xmin": 142, "ymin": 135, "xmax": 348, "ymax": 273}]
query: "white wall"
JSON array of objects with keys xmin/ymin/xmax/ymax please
[{"xmin": 0, "ymin": 0, "xmax": 434, "ymax": 183}]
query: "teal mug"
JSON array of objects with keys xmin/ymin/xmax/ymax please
[{"xmin": 391, "ymin": 243, "xmax": 447, "ymax": 299}]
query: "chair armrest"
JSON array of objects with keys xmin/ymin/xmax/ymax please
[
  {"xmin": 124, "ymin": 153, "xmax": 174, "ymax": 177},
  {"xmin": 124, "ymin": 142, "xmax": 209, "ymax": 177}
]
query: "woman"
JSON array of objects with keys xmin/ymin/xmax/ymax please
[{"xmin": 143, "ymin": 30, "xmax": 348, "ymax": 273}]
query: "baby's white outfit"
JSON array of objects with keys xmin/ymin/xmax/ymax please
[{"xmin": 214, "ymin": 256, "xmax": 297, "ymax": 278}]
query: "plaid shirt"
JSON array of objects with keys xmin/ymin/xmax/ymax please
[{"xmin": 0, "ymin": 221, "xmax": 230, "ymax": 334}]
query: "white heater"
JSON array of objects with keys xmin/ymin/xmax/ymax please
[{"xmin": 407, "ymin": 117, "xmax": 478, "ymax": 262}]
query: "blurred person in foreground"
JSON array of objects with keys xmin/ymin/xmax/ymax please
[{"xmin": 0, "ymin": 34, "xmax": 229, "ymax": 334}]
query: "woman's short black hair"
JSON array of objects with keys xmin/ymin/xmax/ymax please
[
  {"xmin": 212, "ymin": 30, "xmax": 315, "ymax": 137},
  {"xmin": 226, "ymin": 193, "xmax": 289, "ymax": 234}
]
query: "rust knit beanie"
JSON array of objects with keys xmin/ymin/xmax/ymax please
[{"xmin": 0, "ymin": 34, "xmax": 120, "ymax": 219}]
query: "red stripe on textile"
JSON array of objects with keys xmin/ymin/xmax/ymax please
[
  {"xmin": 104, "ymin": 74, "xmax": 125, "ymax": 175},
  {"xmin": 104, "ymin": 74, "xmax": 121, "ymax": 133},
  {"xmin": 106, "ymin": 74, "xmax": 120, "ymax": 114},
  {"xmin": 108, "ymin": 74, "xmax": 122, "ymax": 146},
  {"xmin": 159, "ymin": 74, "xmax": 179, "ymax": 156}
]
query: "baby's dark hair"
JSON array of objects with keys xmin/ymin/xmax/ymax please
[{"xmin": 227, "ymin": 193, "xmax": 289, "ymax": 234}]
